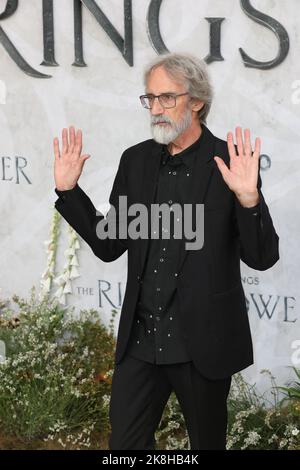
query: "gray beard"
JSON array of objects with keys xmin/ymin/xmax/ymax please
[{"xmin": 150, "ymin": 107, "xmax": 193, "ymax": 145}]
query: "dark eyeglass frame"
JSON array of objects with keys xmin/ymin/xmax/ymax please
[{"xmin": 139, "ymin": 92, "xmax": 189, "ymax": 109}]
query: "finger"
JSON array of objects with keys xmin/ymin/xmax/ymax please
[
  {"xmin": 62, "ymin": 128, "xmax": 68, "ymax": 154},
  {"xmin": 78, "ymin": 154, "xmax": 91, "ymax": 171},
  {"xmin": 235, "ymin": 126, "xmax": 245, "ymax": 156},
  {"xmin": 253, "ymin": 137, "xmax": 261, "ymax": 159},
  {"xmin": 227, "ymin": 132, "xmax": 237, "ymax": 160},
  {"xmin": 214, "ymin": 156, "xmax": 231, "ymax": 181},
  {"xmin": 69, "ymin": 125, "xmax": 76, "ymax": 153},
  {"xmin": 80, "ymin": 154, "xmax": 91, "ymax": 163},
  {"xmin": 74, "ymin": 129, "xmax": 83, "ymax": 156},
  {"xmin": 53, "ymin": 137, "xmax": 61, "ymax": 160},
  {"xmin": 244, "ymin": 128, "xmax": 252, "ymax": 156}
]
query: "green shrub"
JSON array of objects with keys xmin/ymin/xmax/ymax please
[
  {"xmin": 0, "ymin": 287, "xmax": 115, "ymax": 447},
  {"xmin": 0, "ymin": 288, "xmax": 299, "ymax": 450}
]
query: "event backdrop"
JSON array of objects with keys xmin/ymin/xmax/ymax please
[{"xmin": 0, "ymin": 0, "xmax": 299, "ymax": 394}]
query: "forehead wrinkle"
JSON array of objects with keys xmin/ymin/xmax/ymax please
[{"xmin": 146, "ymin": 69, "xmax": 186, "ymax": 95}]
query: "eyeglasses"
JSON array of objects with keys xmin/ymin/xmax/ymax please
[{"xmin": 139, "ymin": 92, "xmax": 189, "ymax": 109}]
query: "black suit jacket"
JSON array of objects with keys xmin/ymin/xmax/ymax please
[{"xmin": 54, "ymin": 124, "xmax": 279, "ymax": 379}]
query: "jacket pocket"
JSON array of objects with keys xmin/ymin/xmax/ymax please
[{"xmin": 212, "ymin": 282, "xmax": 242, "ymax": 298}]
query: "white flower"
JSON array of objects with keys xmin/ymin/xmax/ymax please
[
  {"xmin": 58, "ymin": 438, "xmax": 66, "ymax": 448},
  {"xmin": 63, "ymin": 281, "xmax": 72, "ymax": 294},
  {"xmin": 279, "ymin": 438, "xmax": 288, "ymax": 449},
  {"xmin": 268, "ymin": 434, "xmax": 278, "ymax": 444},
  {"xmin": 241, "ymin": 431, "xmax": 261, "ymax": 450},
  {"xmin": 69, "ymin": 266, "xmax": 80, "ymax": 279},
  {"xmin": 70, "ymin": 255, "xmax": 79, "ymax": 267},
  {"xmin": 83, "ymin": 346, "xmax": 89, "ymax": 357},
  {"xmin": 74, "ymin": 239, "xmax": 80, "ymax": 250},
  {"xmin": 64, "ymin": 248, "xmax": 76, "ymax": 257}
]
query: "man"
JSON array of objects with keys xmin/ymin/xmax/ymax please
[{"xmin": 53, "ymin": 53, "xmax": 279, "ymax": 450}]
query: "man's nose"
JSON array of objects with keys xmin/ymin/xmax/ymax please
[{"xmin": 150, "ymin": 97, "xmax": 164, "ymax": 115}]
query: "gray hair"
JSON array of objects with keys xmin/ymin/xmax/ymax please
[{"xmin": 143, "ymin": 52, "xmax": 213, "ymax": 124}]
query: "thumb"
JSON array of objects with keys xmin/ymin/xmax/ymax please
[
  {"xmin": 214, "ymin": 156, "xmax": 230, "ymax": 180},
  {"xmin": 81, "ymin": 154, "xmax": 91, "ymax": 163}
]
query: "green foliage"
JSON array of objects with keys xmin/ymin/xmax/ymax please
[
  {"xmin": 226, "ymin": 370, "xmax": 300, "ymax": 449},
  {"xmin": 0, "ymin": 287, "xmax": 115, "ymax": 446},
  {"xmin": 0, "ymin": 287, "xmax": 299, "ymax": 450},
  {"xmin": 278, "ymin": 367, "xmax": 300, "ymax": 402},
  {"xmin": 155, "ymin": 391, "xmax": 189, "ymax": 450}
]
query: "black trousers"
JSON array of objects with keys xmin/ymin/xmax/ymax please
[{"xmin": 108, "ymin": 353, "xmax": 232, "ymax": 450}]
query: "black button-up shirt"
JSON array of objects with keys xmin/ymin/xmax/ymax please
[{"xmin": 125, "ymin": 132, "xmax": 206, "ymax": 364}]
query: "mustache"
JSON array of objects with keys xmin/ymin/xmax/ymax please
[{"xmin": 151, "ymin": 115, "xmax": 173, "ymax": 125}]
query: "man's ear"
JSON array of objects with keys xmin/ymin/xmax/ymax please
[{"xmin": 190, "ymin": 98, "xmax": 204, "ymax": 112}]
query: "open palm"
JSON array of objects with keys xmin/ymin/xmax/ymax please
[
  {"xmin": 53, "ymin": 126, "xmax": 90, "ymax": 191},
  {"xmin": 214, "ymin": 127, "xmax": 260, "ymax": 200}
]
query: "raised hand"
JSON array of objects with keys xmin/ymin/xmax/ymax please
[
  {"xmin": 214, "ymin": 127, "xmax": 260, "ymax": 208},
  {"xmin": 53, "ymin": 126, "xmax": 90, "ymax": 191}
]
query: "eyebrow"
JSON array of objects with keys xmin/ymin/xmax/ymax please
[{"xmin": 144, "ymin": 91, "xmax": 178, "ymax": 95}]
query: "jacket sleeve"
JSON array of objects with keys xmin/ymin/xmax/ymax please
[
  {"xmin": 54, "ymin": 149, "xmax": 129, "ymax": 262},
  {"xmin": 234, "ymin": 171, "xmax": 279, "ymax": 271}
]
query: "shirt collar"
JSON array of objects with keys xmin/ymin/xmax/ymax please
[{"xmin": 161, "ymin": 125, "xmax": 206, "ymax": 170}]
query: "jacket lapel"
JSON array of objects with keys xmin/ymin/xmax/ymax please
[
  {"xmin": 138, "ymin": 124, "xmax": 217, "ymax": 276},
  {"xmin": 138, "ymin": 142, "xmax": 162, "ymax": 274},
  {"xmin": 176, "ymin": 125, "xmax": 216, "ymax": 275}
]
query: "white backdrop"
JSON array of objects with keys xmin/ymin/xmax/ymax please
[{"xmin": 0, "ymin": 0, "xmax": 299, "ymax": 394}]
